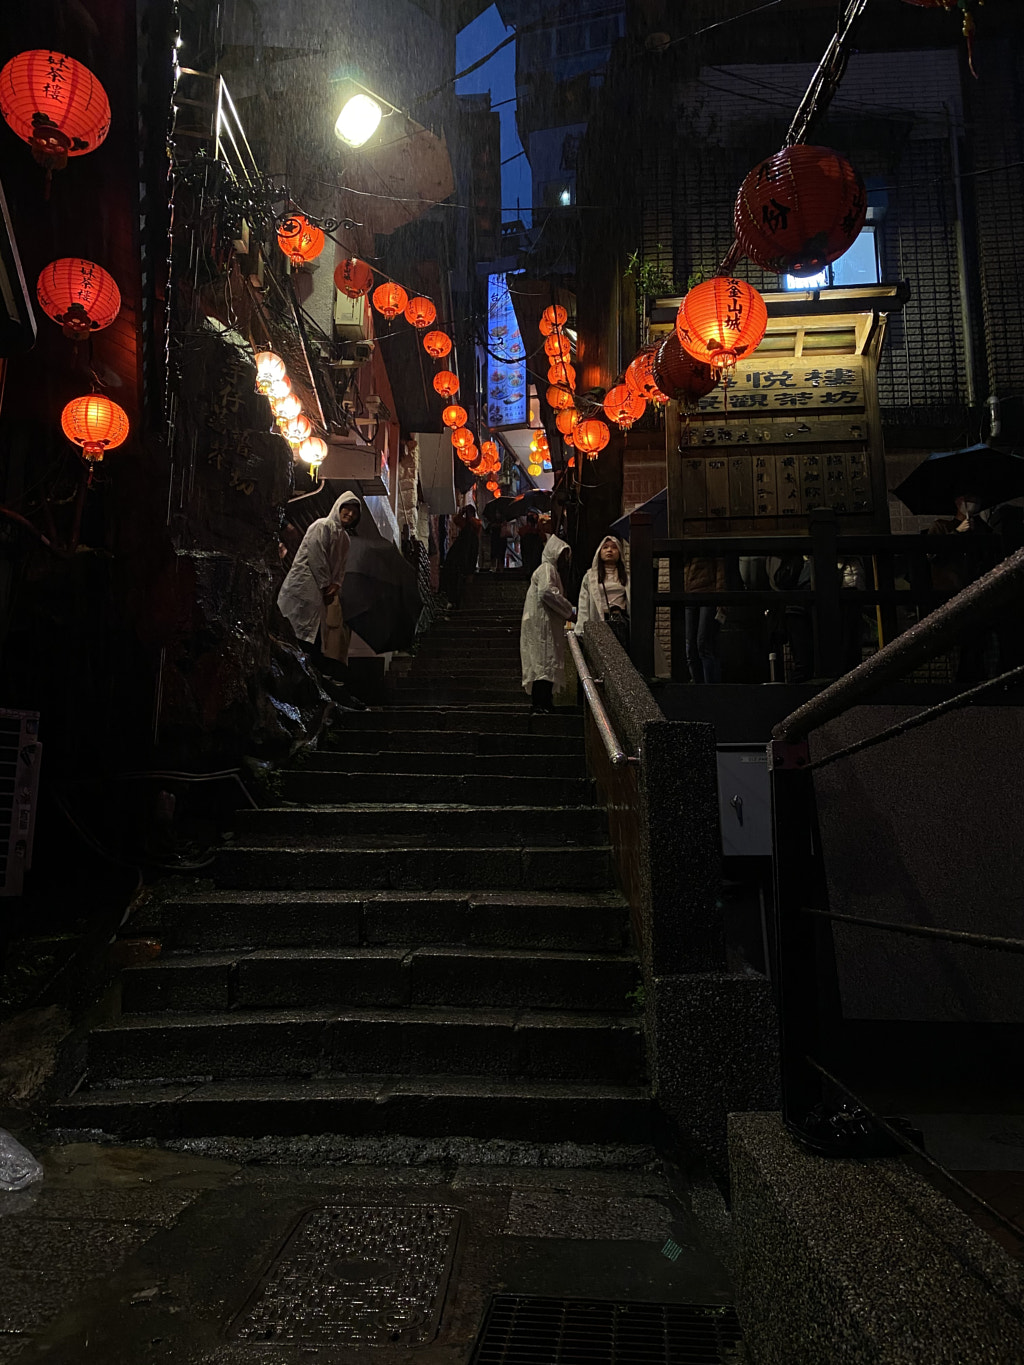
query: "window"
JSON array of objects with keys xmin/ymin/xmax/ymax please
[
  {"xmin": 783, "ymin": 226, "xmax": 880, "ymax": 291},
  {"xmin": 559, "ymin": 187, "xmax": 571, "ymax": 206}
]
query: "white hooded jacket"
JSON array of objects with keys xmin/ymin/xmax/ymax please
[
  {"xmin": 575, "ymin": 535, "xmax": 629, "ymax": 635},
  {"xmin": 277, "ymin": 491, "xmax": 361, "ymax": 645},
  {"xmin": 520, "ymin": 534, "xmax": 575, "ymax": 690}
]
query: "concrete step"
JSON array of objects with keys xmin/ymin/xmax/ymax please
[
  {"xmin": 317, "ymin": 731, "xmax": 583, "ymax": 757},
  {"xmin": 293, "ymin": 751, "xmax": 587, "ymax": 781},
  {"xmin": 137, "ymin": 889, "xmax": 630, "ymax": 954},
  {"xmin": 120, "ymin": 946, "xmax": 639, "ymax": 1014},
  {"xmin": 211, "ymin": 843, "xmax": 614, "ymax": 892},
  {"xmin": 391, "ymin": 689, "xmax": 529, "ymax": 707},
  {"xmin": 84, "ymin": 1006, "xmax": 643, "ymax": 1085},
  {"xmin": 237, "ymin": 805, "xmax": 606, "ymax": 848},
  {"xmin": 53, "ymin": 1076, "xmax": 653, "ymax": 1143},
  {"xmin": 333, "ymin": 708, "xmax": 582, "ymax": 736},
  {"xmin": 279, "ymin": 769, "xmax": 593, "ymax": 807}
]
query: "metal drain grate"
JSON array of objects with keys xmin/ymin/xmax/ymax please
[
  {"xmin": 229, "ymin": 1203, "xmax": 461, "ymax": 1348},
  {"xmin": 470, "ymin": 1295, "xmax": 745, "ymax": 1364}
]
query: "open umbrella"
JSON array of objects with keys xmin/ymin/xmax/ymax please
[
  {"xmin": 892, "ymin": 443, "xmax": 1024, "ymax": 516},
  {"xmin": 341, "ymin": 538, "xmax": 423, "ymax": 653},
  {"xmin": 482, "ymin": 490, "xmax": 554, "ymax": 524}
]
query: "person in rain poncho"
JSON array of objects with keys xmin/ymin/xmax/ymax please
[
  {"xmin": 575, "ymin": 535, "xmax": 630, "ymax": 650},
  {"xmin": 278, "ymin": 491, "xmax": 361, "ymax": 669},
  {"xmin": 520, "ymin": 534, "xmax": 575, "ymax": 712}
]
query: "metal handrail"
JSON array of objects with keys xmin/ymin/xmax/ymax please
[{"xmin": 567, "ymin": 632, "xmax": 639, "ymax": 768}]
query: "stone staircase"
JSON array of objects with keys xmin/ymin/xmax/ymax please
[{"xmin": 55, "ymin": 572, "xmax": 651, "ymax": 1144}]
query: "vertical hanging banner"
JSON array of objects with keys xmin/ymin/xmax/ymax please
[{"xmin": 487, "ymin": 273, "xmax": 526, "ymax": 429}]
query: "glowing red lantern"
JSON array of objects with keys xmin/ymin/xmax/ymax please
[
  {"xmin": 625, "ymin": 344, "xmax": 670, "ymax": 405},
  {"xmin": 433, "ymin": 370, "xmax": 459, "ymax": 398},
  {"xmin": 603, "ymin": 384, "xmax": 646, "ymax": 431},
  {"xmin": 274, "ymin": 393, "xmax": 302, "ymax": 422},
  {"xmin": 442, "ymin": 404, "xmax": 467, "ymax": 429},
  {"xmin": 372, "ymin": 281, "xmax": 409, "ymax": 320},
  {"xmin": 254, "ymin": 352, "xmax": 286, "ymax": 391},
  {"xmin": 538, "ymin": 316, "xmax": 554, "ymax": 337},
  {"xmin": 541, "ymin": 303, "xmax": 568, "ymax": 329},
  {"xmin": 547, "ymin": 361, "xmax": 576, "ymax": 389},
  {"xmin": 653, "ymin": 334, "xmax": 719, "ymax": 409},
  {"xmin": 334, "ymin": 257, "xmax": 374, "ymax": 299},
  {"xmin": 298, "ymin": 436, "xmax": 327, "ymax": 467},
  {"xmin": 486, "ymin": 480, "xmax": 500, "ymax": 493},
  {"xmin": 424, "ymin": 330, "xmax": 452, "ymax": 359},
  {"xmin": 451, "ymin": 427, "xmax": 474, "ymax": 450},
  {"xmin": 61, "ymin": 394, "xmax": 128, "ymax": 461},
  {"xmin": 0, "ymin": 51, "xmax": 110, "ymax": 172},
  {"xmin": 676, "ymin": 277, "xmax": 767, "ymax": 370},
  {"xmin": 546, "ymin": 385, "xmax": 575, "ymax": 411},
  {"xmin": 556, "ymin": 408, "xmax": 580, "ymax": 436},
  {"xmin": 36, "ymin": 258, "xmax": 120, "ymax": 338},
  {"xmin": 567, "ymin": 454, "xmax": 576, "ymax": 467},
  {"xmin": 574, "ymin": 419, "xmax": 610, "ymax": 458},
  {"xmin": 404, "ymin": 296, "xmax": 437, "ymax": 329},
  {"xmin": 734, "ymin": 146, "xmax": 867, "ymax": 277},
  {"xmin": 276, "ymin": 214, "xmax": 325, "ymax": 266},
  {"xmin": 481, "ymin": 440, "xmax": 499, "ymax": 463},
  {"xmin": 544, "ymin": 333, "xmax": 572, "ymax": 361}
]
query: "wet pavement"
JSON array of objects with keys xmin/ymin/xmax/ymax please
[{"xmin": 0, "ymin": 1137, "xmax": 738, "ymax": 1363}]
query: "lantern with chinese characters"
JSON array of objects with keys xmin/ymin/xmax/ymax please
[
  {"xmin": 626, "ymin": 344, "xmax": 670, "ymax": 405},
  {"xmin": 442, "ymin": 404, "xmax": 467, "ymax": 429},
  {"xmin": 424, "ymin": 330, "xmax": 452, "ymax": 359},
  {"xmin": 544, "ymin": 333, "xmax": 572, "ymax": 361},
  {"xmin": 0, "ymin": 51, "xmax": 110, "ymax": 173},
  {"xmin": 298, "ymin": 436, "xmax": 327, "ymax": 467},
  {"xmin": 734, "ymin": 146, "xmax": 867, "ymax": 277},
  {"xmin": 546, "ymin": 385, "xmax": 575, "ymax": 411},
  {"xmin": 276, "ymin": 214, "xmax": 325, "ymax": 266},
  {"xmin": 556, "ymin": 408, "xmax": 580, "ymax": 437},
  {"xmin": 653, "ymin": 334, "xmax": 719, "ymax": 409},
  {"xmin": 404, "ymin": 296, "xmax": 437, "ymax": 329},
  {"xmin": 574, "ymin": 418, "xmax": 610, "ymax": 458},
  {"xmin": 281, "ymin": 414, "xmax": 312, "ymax": 444},
  {"xmin": 451, "ymin": 427, "xmax": 474, "ymax": 450},
  {"xmin": 676, "ymin": 277, "xmax": 767, "ymax": 370},
  {"xmin": 36, "ymin": 258, "xmax": 120, "ymax": 339},
  {"xmin": 61, "ymin": 394, "xmax": 128, "ymax": 461},
  {"xmin": 603, "ymin": 384, "xmax": 646, "ymax": 431},
  {"xmin": 547, "ymin": 361, "xmax": 576, "ymax": 388},
  {"xmin": 334, "ymin": 257, "xmax": 374, "ymax": 298},
  {"xmin": 433, "ymin": 370, "xmax": 459, "ymax": 397},
  {"xmin": 254, "ymin": 351, "xmax": 286, "ymax": 391},
  {"xmin": 372, "ymin": 281, "xmax": 408, "ymax": 320},
  {"xmin": 541, "ymin": 303, "xmax": 568, "ymax": 329}
]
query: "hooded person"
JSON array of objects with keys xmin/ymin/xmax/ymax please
[
  {"xmin": 575, "ymin": 535, "xmax": 630, "ymax": 650},
  {"xmin": 520, "ymin": 534, "xmax": 575, "ymax": 712}
]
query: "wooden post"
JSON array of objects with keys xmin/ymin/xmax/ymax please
[{"xmin": 630, "ymin": 511, "xmax": 655, "ymax": 678}]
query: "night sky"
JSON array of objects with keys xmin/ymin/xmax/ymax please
[{"xmin": 456, "ymin": 4, "xmax": 532, "ymax": 226}]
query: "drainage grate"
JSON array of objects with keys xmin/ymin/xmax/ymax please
[
  {"xmin": 229, "ymin": 1203, "xmax": 461, "ymax": 1348},
  {"xmin": 470, "ymin": 1295, "xmax": 745, "ymax": 1364}
]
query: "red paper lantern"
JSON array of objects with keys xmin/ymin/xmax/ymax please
[
  {"xmin": 424, "ymin": 330, "xmax": 452, "ymax": 359},
  {"xmin": 486, "ymin": 480, "xmax": 500, "ymax": 493},
  {"xmin": 281, "ymin": 414, "xmax": 312, "ymax": 444},
  {"xmin": 372, "ymin": 281, "xmax": 409, "ymax": 320},
  {"xmin": 603, "ymin": 384, "xmax": 646, "ymax": 431},
  {"xmin": 556, "ymin": 408, "xmax": 580, "ymax": 436},
  {"xmin": 546, "ymin": 384, "xmax": 575, "ymax": 411},
  {"xmin": 676, "ymin": 277, "xmax": 768, "ymax": 370},
  {"xmin": 334, "ymin": 257, "xmax": 374, "ymax": 298},
  {"xmin": 653, "ymin": 334, "xmax": 719, "ymax": 409},
  {"xmin": 254, "ymin": 352, "xmax": 286, "ymax": 390},
  {"xmin": 547, "ymin": 361, "xmax": 576, "ymax": 389},
  {"xmin": 404, "ymin": 296, "xmax": 437, "ymax": 329},
  {"xmin": 541, "ymin": 304, "xmax": 568, "ymax": 328},
  {"xmin": 36, "ymin": 258, "xmax": 120, "ymax": 338},
  {"xmin": 574, "ymin": 419, "xmax": 610, "ymax": 458},
  {"xmin": 433, "ymin": 370, "xmax": 460, "ymax": 398},
  {"xmin": 734, "ymin": 145, "xmax": 867, "ymax": 277},
  {"xmin": 538, "ymin": 316, "xmax": 554, "ymax": 337},
  {"xmin": 0, "ymin": 51, "xmax": 110, "ymax": 171},
  {"xmin": 625, "ymin": 344, "xmax": 670, "ymax": 405},
  {"xmin": 481, "ymin": 440, "xmax": 499, "ymax": 463},
  {"xmin": 61, "ymin": 394, "xmax": 128, "ymax": 461},
  {"xmin": 442, "ymin": 404, "xmax": 467, "ymax": 429},
  {"xmin": 451, "ymin": 427, "xmax": 474, "ymax": 450},
  {"xmin": 543, "ymin": 333, "xmax": 571, "ymax": 361},
  {"xmin": 276, "ymin": 214, "xmax": 325, "ymax": 266},
  {"xmin": 567, "ymin": 454, "xmax": 576, "ymax": 467}
]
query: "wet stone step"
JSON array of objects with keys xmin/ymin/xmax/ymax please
[
  {"xmin": 279, "ymin": 770, "xmax": 594, "ymax": 807},
  {"xmin": 120, "ymin": 946, "xmax": 639, "ymax": 1014},
  {"xmin": 85, "ymin": 1007, "xmax": 642, "ymax": 1085},
  {"xmin": 317, "ymin": 731, "xmax": 583, "ymax": 757},
  {"xmin": 293, "ymin": 751, "xmax": 587, "ymax": 781},
  {"xmin": 142, "ymin": 889, "xmax": 630, "ymax": 954},
  {"xmin": 334, "ymin": 708, "xmax": 582, "ymax": 735},
  {"xmin": 211, "ymin": 844, "xmax": 614, "ymax": 892},
  {"xmin": 237, "ymin": 805, "xmax": 607, "ymax": 848},
  {"xmin": 53, "ymin": 1077, "xmax": 653, "ymax": 1144}
]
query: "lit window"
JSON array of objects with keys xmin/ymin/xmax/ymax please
[
  {"xmin": 783, "ymin": 226, "xmax": 880, "ymax": 291},
  {"xmin": 559, "ymin": 187, "xmax": 571, "ymax": 207}
]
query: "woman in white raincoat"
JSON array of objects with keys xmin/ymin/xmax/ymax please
[
  {"xmin": 575, "ymin": 536, "xmax": 629, "ymax": 649},
  {"xmin": 278, "ymin": 491, "xmax": 362, "ymax": 656},
  {"xmin": 520, "ymin": 534, "xmax": 575, "ymax": 713}
]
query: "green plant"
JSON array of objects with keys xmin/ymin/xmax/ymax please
[
  {"xmin": 625, "ymin": 983, "xmax": 647, "ymax": 1014},
  {"xmin": 625, "ymin": 248, "xmax": 674, "ymax": 301}
]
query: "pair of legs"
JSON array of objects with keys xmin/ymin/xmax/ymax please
[
  {"xmin": 685, "ymin": 607, "xmax": 721, "ymax": 684},
  {"xmin": 302, "ymin": 634, "xmax": 368, "ymax": 709},
  {"xmin": 531, "ymin": 680, "xmax": 555, "ymax": 713}
]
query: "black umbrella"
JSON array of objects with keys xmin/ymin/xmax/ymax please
[
  {"xmin": 892, "ymin": 443, "xmax": 1024, "ymax": 516},
  {"xmin": 482, "ymin": 490, "xmax": 554, "ymax": 524},
  {"xmin": 341, "ymin": 539, "xmax": 423, "ymax": 653}
]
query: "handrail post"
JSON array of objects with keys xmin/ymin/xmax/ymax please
[{"xmin": 630, "ymin": 511, "xmax": 655, "ymax": 677}]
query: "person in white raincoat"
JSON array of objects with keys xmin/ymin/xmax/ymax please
[
  {"xmin": 278, "ymin": 491, "xmax": 361, "ymax": 654},
  {"xmin": 520, "ymin": 534, "xmax": 575, "ymax": 712},
  {"xmin": 575, "ymin": 536, "xmax": 629, "ymax": 647}
]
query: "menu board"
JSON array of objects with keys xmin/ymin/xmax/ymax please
[{"xmin": 486, "ymin": 274, "xmax": 526, "ymax": 428}]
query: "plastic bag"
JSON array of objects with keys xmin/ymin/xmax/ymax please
[{"xmin": 0, "ymin": 1129, "xmax": 43, "ymax": 1191}]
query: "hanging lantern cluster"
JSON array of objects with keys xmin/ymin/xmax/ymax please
[
  {"xmin": 527, "ymin": 429, "xmax": 550, "ymax": 477},
  {"xmin": 0, "ymin": 50, "xmax": 110, "ymax": 176},
  {"xmin": 255, "ymin": 350, "xmax": 327, "ymax": 473}
]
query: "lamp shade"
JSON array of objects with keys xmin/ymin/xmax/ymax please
[
  {"xmin": 424, "ymin": 330, "xmax": 452, "ymax": 359},
  {"xmin": 574, "ymin": 419, "xmax": 610, "ymax": 457},
  {"xmin": 404, "ymin": 296, "xmax": 437, "ymax": 329},
  {"xmin": 276, "ymin": 214, "xmax": 325, "ymax": 266},
  {"xmin": 372, "ymin": 281, "xmax": 408, "ymax": 320},
  {"xmin": 676, "ymin": 277, "xmax": 768, "ymax": 370},
  {"xmin": 334, "ymin": 257, "xmax": 374, "ymax": 298},
  {"xmin": 61, "ymin": 394, "xmax": 128, "ymax": 460},
  {"xmin": 433, "ymin": 370, "xmax": 459, "ymax": 397},
  {"xmin": 36, "ymin": 258, "xmax": 120, "ymax": 338},
  {"xmin": 0, "ymin": 50, "xmax": 110, "ymax": 170}
]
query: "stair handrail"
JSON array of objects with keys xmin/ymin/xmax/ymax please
[{"xmin": 567, "ymin": 632, "xmax": 639, "ymax": 768}]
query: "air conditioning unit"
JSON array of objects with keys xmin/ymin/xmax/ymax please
[
  {"xmin": 0, "ymin": 708, "xmax": 41, "ymax": 896},
  {"xmin": 332, "ymin": 338, "xmax": 375, "ymax": 369}
]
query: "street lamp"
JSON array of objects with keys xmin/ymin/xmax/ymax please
[{"xmin": 334, "ymin": 92, "xmax": 383, "ymax": 147}]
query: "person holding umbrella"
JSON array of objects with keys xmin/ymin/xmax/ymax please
[{"xmin": 520, "ymin": 535, "xmax": 575, "ymax": 713}]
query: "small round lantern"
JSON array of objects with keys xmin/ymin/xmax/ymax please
[
  {"xmin": 676, "ymin": 277, "xmax": 768, "ymax": 370},
  {"xmin": 733, "ymin": 145, "xmax": 867, "ymax": 277},
  {"xmin": 404, "ymin": 296, "xmax": 437, "ymax": 329},
  {"xmin": 486, "ymin": 480, "xmax": 500, "ymax": 493},
  {"xmin": 254, "ymin": 352, "xmax": 286, "ymax": 391},
  {"xmin": 556, "ymin": 408, "xmax": 580, "ymax": 437},
  {"xmin": 451, "ymin": 427, "xmax": 474, "ymax": 450},
  {"xmin": 266, "ymin": 375, "xmax": 293, "ymax": 401},
  {"xmin": 626, "ymin": 344, "xmax": 671, "ymax": 405},
  {"xmin": 276, "ymin": 214, "xmax": 325, "ymax": 266},
  {"xmin": 372, "ymin": 281, "xmax": 409, "ymax": 320},
  {"xmin": 653, "ymin": 334, "xmax": 719, "ymax": 409},
  {"xmin": 274, "ymin": 393, "xmax": 302, "ymax": 422},
  {"xmin": 541, "ymin": 303, "xmax": 568, "ymax": 329},
  {"xmin": 546, "ymin": 384, "xmax": 575, "ymax": 411},
  {"xmin": 603, "ymin": 384, "xmax": 646, "ymax": 431},
  {"xmin": 36, "ymin": 258, "xmax": 120, "ymax": 338},
  {"xmin": 527, "ymin": 461, "xmax": 543, "ymax": 477},
  {"xmin": 544, "ymin": 333, "xmax": 572, "ymax": 361},
  {"xmin": 0, "ymin": 51, "xmax": 110, "ymax": 173},
  {"xmin": 424, "ymin": 330, "xmax": 452, "ymax": 359},
  {"xmin": 547, "ymin": 361, "xmax": 576, "ymax": 388},
  {"xmin": 334, "ymin": 257, "xmax": 374, "ymax": 298},
  {"xmin": 61, "ymin": 394, "xmax": 128, "ymax": 461},
  {"xmin": 281, "ymin": 414, "xmax": 312, "ymax": 444},
  {"xmin": 442, "ymin": 404, "xmax": 467, "ymax": 429},
  {"xmin": 433, "ymin": 370, "xmax": 459, "ymax": 398},
  {"xmin": 481, "ymin": 440, "xmax": 499, "ymax": 463},
  {"xmin": 298, "ymin": 436, "xmax": 328, "ymax": 467},
  {"xmin": 574, "ymin": 418, "xmax": 610, "ymax": 458},
  {"xmin": 538, "ymin": 316, "xmax": 554, "ymax": 337}
]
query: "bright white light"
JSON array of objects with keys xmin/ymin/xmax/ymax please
[
  {"xmin": 559, "ymin": 188, "xmax": 571, "ymax": 206},
  {"xmin": 335, "ymin": 93, "xmax": 383, "ymax": 147}
]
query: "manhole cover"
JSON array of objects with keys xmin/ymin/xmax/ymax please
[
  {"xmin": 230, "ymin": 1203, "xmax": 461, "ymax": 1347},
  {"xmin": 470, "ymin": 1295, "xmax": 745, "ymax": 1364}
]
